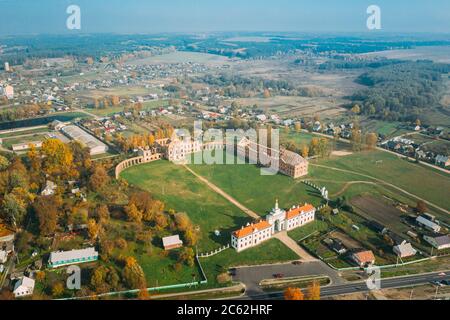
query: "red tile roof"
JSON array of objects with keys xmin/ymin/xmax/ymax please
[
  {"xmin": 233, "ymin": 220, "xmax": 272, "ymax": 239},
  {"xmin": 353, "ymin": 250, "xmax": 375, "ymax": 263},
  {"xmin": 286, "ymin": 204, "xmax": 315, "ymax": 220}
]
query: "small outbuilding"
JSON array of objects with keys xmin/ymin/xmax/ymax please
[{"xmin": 162, "ymin": 235, "xmax": 183, "ymax": 250}]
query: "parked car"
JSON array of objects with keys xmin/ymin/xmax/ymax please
[
  {"xmin": 292, "ymin": 261, "xmax": 302, "ymax": 265},
  {"xmin": 273, "ymin": 273, "xmax": 284, "ymax": 279}
]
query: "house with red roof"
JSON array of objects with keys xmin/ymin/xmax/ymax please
[{"xmin": 231, "ymin": 200, "xmax": 315, "ymax": 252}]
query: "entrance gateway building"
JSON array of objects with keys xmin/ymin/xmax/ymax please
[{"xmin": 231, "ymin": 200, "xmax": 315, "ymax": 252}]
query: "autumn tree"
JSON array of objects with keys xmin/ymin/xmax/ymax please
[
  {"xmin": 301, "ymin": 145, "xmax": 309, "ymax": 158},
  {"xmin": 111, "ymin": 96, "xmax": 120, "ymax": 106},
  {"xmin": 138, "ymin": 288, "xmax": 151, "ymax": 300},
  {"xmin": 122, "ymin": 256, "xmax": 146, "ymax": 289},
  {"xmin": 365, "ymin": 132, "xmax": 378, "ymax": 150},
  {"xmin": 184, "ymin": 227, "xmax": 200, "ymax": 247},
  {"xmin": 351, "ymin": 104, "xmax": 361, "ymax": 115},
  {"xmin": 89, "ymin": 164, "xmax": 110, "ymax": 192},
  {"xmin": 33, "ymin": 195, "xmax": 61, "ymax": 235},
  {"xmin": 306, "ymin": 281, "xmax": 321, "ymax": 300},
  {"xmin": 35, "ymin": 271, "xmax": 46, "ymax": 282},
  {"xmin": 51, "ymin": 282, "xmax": 65, "ymax": 297},
  {"xmin": 415, "ymin": 119, "xmax": 421, "ymax": 127},
  {"xmin": 294, "ymin": 122, "xmax": 302, "ymax": 133},
  {"xmin": 284, "ymin": 287, "xmax": 304, "ymax": 300},
  {"xmin": 41, "ymin": 139, "xmax": 75, "ymax": 179},
  {"xmin": 174, "ymin": 212, "xmax": 192, "ymax": 232},
  {"xmin": 125, "ymin": 203, "xmax": 143, "ymax": 223},
  {"xmin": 178, "ymin": 247, "xmax": 195, "ymax": 267},
  {"xmin": 263, "ymin": 88, "xmax": 271, "ymax": 99},
  {"xmin": 87, "ymin": 219, "xmax": 101, "ymax": 241},
  {"xmin": 416, "ymin": 200, "xmax": 427, "ymax": 214},
  {"xmin": 309, "ymin": 138, "xmax": 320, "ymax": 156},
  {"xmin": 96, "ymin": 204, "xmax": 110, "ymax": 223},
  {"xmin": 351, "ymin": 129, "xmax": 362, "ymax": 152}
]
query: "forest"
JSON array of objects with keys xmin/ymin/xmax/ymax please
[{"xmin": 351, "ymin": 61, "xmax": 450, "ymax": 122}]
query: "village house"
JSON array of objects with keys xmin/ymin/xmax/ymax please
[
  {"xmin": 435, "ymin": 155, "xmax": 450, "ymax": 168},
  {"xmin": 416, "ymin": 215, "xmax": 441, "ymax": 233},
  {"xmin": 393, "ymin": 242, "xmax": 417, "ymax": 258},
  {"xmin": 423, "ymin": 235, "xmax": 450, "ymax": 250},
  {"xmin": 48, "ymin": 247, "xmax": 99, "ymax": 268},
  {"xmin": 350, "ymin": 249, "xmax": 376, "ymax": 268},
  {"xmin": 162, "ymin": 235, "xmax": 183, "ymax": 250},
  {"xmin": 41, "ymin": 180, "xmax": 57, "ymax": 196},
  {"xmin": 231, "ymin": 201, "xmax": 315, "ymax": 252},
  {"xmin": 13, "ymin": 276, "xmax": 35, "ymax": 298}
]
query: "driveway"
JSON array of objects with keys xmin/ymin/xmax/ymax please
[{"xmin": 233, "ymin": 260, "xmax": 345, "ymax": 297}]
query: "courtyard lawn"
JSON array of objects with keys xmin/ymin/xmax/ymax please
[
  {"xmin": 188, "ymin": 158, "xmax": 325, "ymax": 216},
  {"xmin": 287, "ymin": 220, "xmax": 329, "ymax": 242},
  {"xmin": 315, "ymin": 150, "xmax": 450, "ymax": 215},
  {"xmin": 120, "ymin": 160, "xmax": 252, "ymax": 252}
]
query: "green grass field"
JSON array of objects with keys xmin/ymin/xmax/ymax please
[
  {"xmin": 315, "ymin": 151, "xmax": 450, "ymax": 214},
  {"xmin": 188, "ymin": 159, "xmax": 325, "ymax": 215},
  {"xmin": 120, "ymin": 160, "xmax": 252, "ymax": 252}
]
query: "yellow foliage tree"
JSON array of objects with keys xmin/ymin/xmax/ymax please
[
  {"xmin": 284, "ymin": 287, "xmax": 304, "ymax": 300},
  {"xmin": 307, "ymin": 281, "xmax": 321, "ymax": 300}
]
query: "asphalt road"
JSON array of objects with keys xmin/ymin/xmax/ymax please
[
  {"xmin": 233, "ymin": 261, "xmax": 345, "ymax": 296},
  {"xmin": 233, "ymin": 271, "xmax": 450, "ymax": 300}
]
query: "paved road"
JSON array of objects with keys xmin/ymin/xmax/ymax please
[
  {"xmin": 233, "ymin": 260, "xmax": 345, "ymax": 296},
  {"xmin": 233, "ymin": 271, "xmax": 450, "ymax": 300}
]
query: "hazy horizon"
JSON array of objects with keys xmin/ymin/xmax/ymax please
[{"xmin": 1, "ymin": 0, "xmax": 450, "ymax": 36}]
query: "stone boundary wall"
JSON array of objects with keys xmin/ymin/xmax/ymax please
[{"xmin": 115, "ymin": 142, "xmax": 227, "ymax": 179}]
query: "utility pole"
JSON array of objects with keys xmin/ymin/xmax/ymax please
[
  {"xmin": 434, "ymin": 285, "xmax": 439, "ymax": 300},
  {"xmin": 409, "ymin": 288, "xmax": 414, "ymax": 300}
]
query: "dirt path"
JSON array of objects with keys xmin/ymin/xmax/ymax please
[
  {"xmin": 182, "ymin": 165, "xmax": 260, "ymax": 219},
  {"xmin": 273, "ymin": 231, "xmax": 317, "ymax": 262},
  {"xmin": 310, "ymin": 163, "xmax": 450, "ymax": 215},
  {"xmin": 182, "ymin": 165, "xmax": 317, "ymax": 261},
  {"xmin": 331, "ymin": 181, "xmax": 379, "ymax": 197}
]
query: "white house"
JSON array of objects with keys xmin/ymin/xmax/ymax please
[
  {"xmin": 49, "ymin": 247, "xmax": 99, "ymax": 268},
  {"xmin": 393, "ymin": 242, "xmax": 417, "ymax": 258},
  {"xmin": 13, "ymin": 276, "xmax": 35, "ymax": 298},
  {"xmin": 231, "ymin": 201, "xmax": 315, "ymax": 252},
  {"xmin": 162, "ymin": 235, "xmax": 183, "ymax": 250},
  {"xmin": 41, "ymin": 180, "xmax": 57, "ymax": 196},
  {"xmin": 424, "ymin": 235, "xmax": 450, "ymax": 250}
]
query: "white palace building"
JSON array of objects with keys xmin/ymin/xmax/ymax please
[{"xmin": 231, "ymin": 200, "xmax": 316, "ymax": 252}]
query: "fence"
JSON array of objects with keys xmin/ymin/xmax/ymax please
[
  {"xmin": 59, "ymin": 254, "xmax": 208, "ymax": 300},
  {"xmin": 197, "ymin": 244, "xmax": 230, "ymax": 258}
]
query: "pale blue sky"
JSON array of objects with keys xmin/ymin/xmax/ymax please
[{"xmin": 0, "ymin": 0, "xmax": 449, "ymax": 35}]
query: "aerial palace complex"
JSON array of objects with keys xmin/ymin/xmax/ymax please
[{"xmin": 231, "ymin": 200, "xmax": 316, "ymax": 252}]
